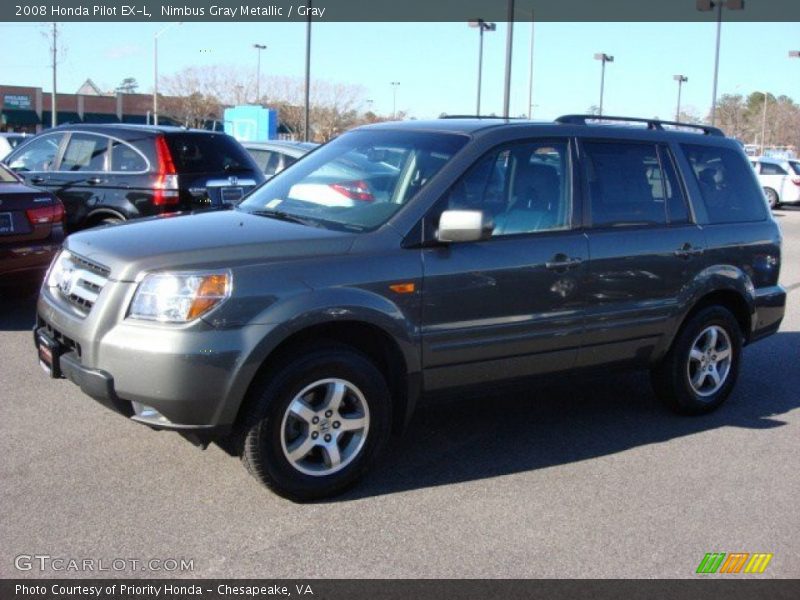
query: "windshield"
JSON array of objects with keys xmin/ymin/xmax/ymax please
[{"xmin": 238, "ymin": 129, "xmax": 468, "ymax": 231}]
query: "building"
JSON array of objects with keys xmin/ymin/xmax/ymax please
[{"xmin": 0, "ymin": 83, "xmax": 184, "ymax": 133}]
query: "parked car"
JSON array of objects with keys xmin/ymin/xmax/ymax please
[
  {"xmin": 243, "ymin": 140, "xmax": 318, "ymax": 178},
  {"xmin": 0, "ymin": 162, "xmax": 64, "ymax": 288},
  {"xmin": 4, "ymin": 124, "xmax": 264, "ymax": 230},
  {"xmin": 35, "ymin": 115, "xmax": 785, "ymax": 501},
  {"xmin": 749, "ymin": 156, "xmax": 800, "ymax": 208},
  {"xmin": 0, "ymin": 132, "xmax": 29, "ymax": 160}
]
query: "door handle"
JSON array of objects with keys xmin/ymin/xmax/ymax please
[
  {"xmin": 86, "ymin": 177, "xmax": 105, "ymax": 185},
  {"xmin": 30, "ymin": 176, "xmax": 45, "ymax": 185},
  {"xmin": 673, "ymin": 243, "xmax": 703, "ymax": 259},
  {"xmin": 545, "ymin": 255, "xmax": 583, "ymax": 270}
]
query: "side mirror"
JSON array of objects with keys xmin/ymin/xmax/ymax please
[{"xmin": 436, "ymin": 209, "xmax": 493, "ymax": 243}]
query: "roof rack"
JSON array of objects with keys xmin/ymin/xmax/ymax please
[
  {"xmin": 438, "ymin": 114, "xmax": 523, "ymax": 120},
  {"xmin": 555, "ymin": 114, "xmax": 724, "ymax": 137}
]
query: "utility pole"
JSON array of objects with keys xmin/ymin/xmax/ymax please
[
  {"xmin": 502, "ymin": 0, "xmax": 515, "ymax": 119},
  {"xmin": 468, "ymin": 19, "xmax": 496, "ymax": 115},
  {"xmin": 390, "ymin": 82, "xmax": 400, "ymax": 119},
  {"xmin": 594, "ymin": 53, "xmax": 614, "ymax": 116},
  {"xmin": 760, "ymin": 91, "xmax": 769, "ymax": 156},
  {"xmin": 51, "ymin": 23, "xmax": 57, "ymax": 128}
]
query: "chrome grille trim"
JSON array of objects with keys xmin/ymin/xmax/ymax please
[{"xmin": 58, "ymin": 254, "xmax": 110, "ymax": 316}]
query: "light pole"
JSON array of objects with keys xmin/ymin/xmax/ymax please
[
  {"xmin": 153, "ymin": 22, "xmax": 182, "ymax": 126},
  {"xmin": 696, "ymin": 0, "xmax": 744, "ymax": 126},
  {"xmin": 502, "ymin": 0, "xmax": 515, "ymax": 119},
  {"xmin": 527, "ymin": 9, "xmax": 534, "ymax": 119},
  {"xmin": 468, "ymin": 19, "xmax": 496, "ymax": 115},
  {"xmin": 390, "ymin": 82, "xmax": 400, "ymax": 119},
  {"xmin": 253, "ymin": 43, "xmax": 266, "ymax": 104},
  {"xmin": 674, "ymin": 75, "xmax": 688, "ymax": 121},
  {"xmin": 759, "ymin": 91, "xmax": 769, "ymax": 156},
  {"xmin": 304, "ymin": 1, "xmax": 312, "ymax": 142},
  {"xmin": 594, "ymin": 53, "xmax": 614, "ymax": 116}
]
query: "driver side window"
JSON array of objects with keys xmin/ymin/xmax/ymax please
[{"xmin": 439, "ymin": 139, "xmax": 571, "ymax": 237}]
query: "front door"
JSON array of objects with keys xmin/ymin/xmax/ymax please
[{"xmin": 421, "ymin": 138, "xmax": 588, "ymax": 390}]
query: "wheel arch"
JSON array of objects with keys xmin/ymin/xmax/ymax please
[{"xmin": 227, "ymin": 315, "xmax": 421, "ymax": 444}]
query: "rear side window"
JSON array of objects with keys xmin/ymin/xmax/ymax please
[
  {"xmin": 166, "ymin": 133, "xmax": 254, "ymax": 174},
  {"xmin": 582, "ymin": 141, "xmax": 668, "ymax": 227},
  {"xmin": 682, "ymin": 144, "xmax": 767, "ymax": 223},
  {"xmin": 760, "ymin": 162, "xmax": 787, "ymax": 176}
]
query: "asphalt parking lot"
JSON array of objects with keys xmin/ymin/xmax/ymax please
[{"xmin": 1, "ymin": 209, "xmax": 799, "ymax": 579}]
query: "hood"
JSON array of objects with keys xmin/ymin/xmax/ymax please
[{"xmin": 65, "ymin": 209, "xmax": 356, "ymax": 282}]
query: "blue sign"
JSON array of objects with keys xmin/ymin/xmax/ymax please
[{"xmin": 223, "ymin": 105, "xmax": 277, "ymax": 142}]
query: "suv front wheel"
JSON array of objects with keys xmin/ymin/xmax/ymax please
[
  {"xmin": 240, "ymin": 345, "xmax": 392, "ymax": 501},
  {"xmin": 651, "ymin": 306, "xmax": 742, "ymax": 415}
]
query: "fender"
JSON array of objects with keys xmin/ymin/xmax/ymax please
[
  {"xmin": 651, "ymin": 264, "xmax": 755, "ymax": 362},
  {"xmin": 215, "ymin": 285, "xmax": 422, "ymax": 426}
]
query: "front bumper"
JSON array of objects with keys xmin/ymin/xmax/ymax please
[
  {"xmin": 750, "ymin": 284, "xmax": 786, "ymax": 343},
  {"xmin": 36, "ymin": 284, "xmax": 279, "ymax": 437}
]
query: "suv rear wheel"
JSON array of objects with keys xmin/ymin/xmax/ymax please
[
  {"xmin": 651, "ymin": 306, "xmax": 742, "ymax": 415},
  {"xmin": 240, "ymin": 345, "xmax": 391, "ymax": 501}
]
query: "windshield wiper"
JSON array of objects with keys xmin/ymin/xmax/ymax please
[{"xmin": 247, "ymin": 209, "xmax": 322, "ymax": 228}]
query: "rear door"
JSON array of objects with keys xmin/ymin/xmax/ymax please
[
  {"xmin": 757, "ymin": 161, "xmax": 788, "ymax": 200},
  {"xmin": 421, "ymin": 137, "xmax": 588, "ymax": 390},
  {"xmin": 576, "ymin": 139, "xmax": 706, "ymax": 368},
  {"xmin": 166, "ymin": 133, "xmax": 264, "ymax": 208},
  {"xmin": 48, "ymin": 132, "xmax": 112, "ymax": 229}
]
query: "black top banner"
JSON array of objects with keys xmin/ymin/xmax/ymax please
[{"xmin": 3, "ymin": 0, "xmax": 800, "ymax": 22}]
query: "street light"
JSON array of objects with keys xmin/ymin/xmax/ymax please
[
  {"xmin": 673, "ymin": 75, "xmax": 688, "ymax": 122},
  {"xmin": 759, "ymin": 91, "xmax": 769, "ymax": 156},
  {"xmin": 390, "ymin": 81, "xmax": 400, "ymax": 120},
  {"xmin": 253, "ymin": 43, "xmax": 267, "ymax": 104},
  {"xmin": 696, "ymin": 0, "xmax": 744, "ymax": 126},
  {"xmin": 153, "ymin": 22, "xmax": 182, "ymax": 126},
  {"xmin": 790, "ymin": 51, "xmax": 800, "ymax": 58},
  {"xmin": 468, "ymin": 19, "xmax": 496, "ymax": 115},
  {"xmin": 594, "ymin": 53, "xmax": 614, "ymax": 116}
]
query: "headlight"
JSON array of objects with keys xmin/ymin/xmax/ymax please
[
  {"xmin": 128, "ymin": 270, "xmax": 232, "ymax": 323},
  {"xmin": 46, "ymin": 250, "xmax": 72, "ymax": 289}
]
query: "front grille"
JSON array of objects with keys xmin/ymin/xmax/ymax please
[{"xmin": 58, "ymin": 254, "xmax": 111, "ymax": 315}]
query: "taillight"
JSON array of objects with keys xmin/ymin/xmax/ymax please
[
  {"xmin": 26, "ymin": 200, "xmax": 64, "ymax": 225},
  {"xmin": 329, "ymin": 180, "xmax": 374, "ymax": 202},
  {"xmin": 792, "ymin": 178, "xmax": 800, "ymax": 186},
  {"xmin": 154, "ymin": 135, "xmax": 179, "ymax": 206}
]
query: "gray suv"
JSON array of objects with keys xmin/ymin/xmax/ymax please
[{"xmin": 35, "ymin": 116, "xmax": 786, "ymax": 500}]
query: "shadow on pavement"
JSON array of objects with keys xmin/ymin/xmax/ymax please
[
  {"xmin": 343, "ymin": 331, "xmax": 800, "ymax": 501},
  {"xmin": 0, "ymin": 286, "xmax": 39, "ymax": 332}
]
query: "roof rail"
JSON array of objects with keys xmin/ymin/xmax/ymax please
[
  {"xmin": 438, "ymin": 114, "xmax": 523, "ymax": 120},
  {"xmin": 555, "ymin": 114, "xmax": 724, "ymax": 137}
]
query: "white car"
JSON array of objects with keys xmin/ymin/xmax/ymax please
[
  {"xmin": 0, "ymin": 133, "xmax": 29, "ymax": 161},
  {"xmin": 750, "ymin": 156, "xmax": 800, "ymax": 209}
]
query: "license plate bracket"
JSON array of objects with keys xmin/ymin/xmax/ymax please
[{"xmin": 36, "ymin": 331, "xmax": 62, "ymax": 378}]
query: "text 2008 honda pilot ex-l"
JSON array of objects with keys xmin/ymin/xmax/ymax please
[{"xmin": 35, "ymin": 116, "xmax": 785, "ymax": 501}]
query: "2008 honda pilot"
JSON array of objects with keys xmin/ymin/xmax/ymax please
[{"xmin": 35, "ymin": 116, "xmax": 786, "ymax": 501}]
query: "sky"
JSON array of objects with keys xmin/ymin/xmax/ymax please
[{"xmin": 0, "ymin": 20, "xmax": 798, "ymax": 121}]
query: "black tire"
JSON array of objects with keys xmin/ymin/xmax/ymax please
[
  {"xmin": 239, "ymin": 344, "xmax": 392, "ymax": 501},
  {"xmin": 651, "ymin": 306, "xmax": 742, "ymax": 415},
  {"xmin": 763, "ymin": 187, "xmax": 779, "ymax": 209}
]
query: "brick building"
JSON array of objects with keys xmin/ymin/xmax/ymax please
[{"xmin": 0, "ymin": 82, "xmax": 182, "ymax": 133}]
